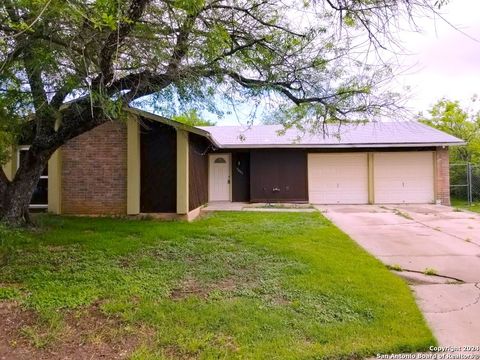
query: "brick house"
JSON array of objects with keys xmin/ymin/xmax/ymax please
[{"xmin": 2, "ymin": 108, "xmax": 464, "ymax": 220}]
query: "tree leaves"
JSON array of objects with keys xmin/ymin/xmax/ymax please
[
  {"xmin": 0, "ymin": 0, "xmax": 440, "ymax": 153},
  {"xmin": 421, "ymin": 98, "xmax": 480, "ymax": 163}
]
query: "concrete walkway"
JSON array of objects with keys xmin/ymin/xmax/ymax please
[
  {"xmin": 317, "ymin": 204, "xmax": 480, "ymax": 349},
  {"xmin": 203, "ymin": 202, "xmax": 317, "ymax": 212}
]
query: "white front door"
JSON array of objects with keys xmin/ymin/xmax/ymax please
[
  {"xmin": 209, "ymin": 154, "xmax": 231, "ymax": 201},
  {"xmin": 308, "ymin": 153, "xmax": 369, "ymax": 204}
]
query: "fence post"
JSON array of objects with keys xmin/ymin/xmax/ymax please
[{"xmin": 467, "ymin": 163, "xmax": 473, "ymax": 205}]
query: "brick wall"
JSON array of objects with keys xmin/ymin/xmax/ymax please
[
  {"xmin": 436, "ymin": 147, "xmax": 450, "ymax": 205},
  {"xmin": 61, "ymin": 122, "xmax": 127, "ymax": 214}
]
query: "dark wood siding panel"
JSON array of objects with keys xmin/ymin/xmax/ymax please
[
  {"xmin": 189, "ymin": 134, "xmax": 210, "ymax": 211},
  {"xmin": 140, "ymin": 120, "xmax": 177, "ymax": 213},
  {"xmin": 232, "ymin": 152, "xmax": 250, "ymax": 202},
  {"xmin": 250, "ymin": 150, "xmax": 307, "ymax": 202}
]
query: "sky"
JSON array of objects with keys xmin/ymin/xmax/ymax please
[
  {"xmin": 206, "ymin": 0, "xmax": 480, "ymax": 125},
  {"xmin": 392, "ymin": 0, "xmax": 480, "ymax": 116},
  {"xmin": 139, "ymin": 1, "xmax": 480, "ymax": 125}
]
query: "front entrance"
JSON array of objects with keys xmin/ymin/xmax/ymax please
[{"xmin": 209, "ymin": 154, "xmax": 231, "ymax": 201}]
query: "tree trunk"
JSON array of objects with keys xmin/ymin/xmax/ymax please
[
  {"xmin": 0, "ymin": 148, "xmax": 51, "ymax": 226},
  {"xmin": 0, "ymin": 100, "xmax": 107, "ymax": 226}
]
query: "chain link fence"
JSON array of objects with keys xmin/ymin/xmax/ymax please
[{"xmin": 450, "ymin": 163, "xmax": 480, "ymax": 204}]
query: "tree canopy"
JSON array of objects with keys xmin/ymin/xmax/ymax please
[
  {"xmin": 1, "ymin": 0, "xmax": 438, "ymax": 148},
  {"xmin": 420, "ymin": 98, "xmax": 480, "ymax": 163},
  {"xmin": 0, "ymin": 0, "xmax": 445, "ymax": 224},
  {"xmin": 172, "ymin": 109, "xmax": 216, "ymax": 126}
]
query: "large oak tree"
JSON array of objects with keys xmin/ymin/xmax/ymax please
[{"xmin": 1, "ymin": 0, "xmax": 440, "ymax": 225}]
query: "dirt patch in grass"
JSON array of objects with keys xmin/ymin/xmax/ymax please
[
  {"xmin": 170, "ymin": 276, "xmax": 239, "ymax": 300},
  {"xmin": 0, "ymin": 301, "xmax": 151, "ymax": 360},
  {"xmin": 170, "ymin": 277, "xmax": 207, "ymax": 300}
]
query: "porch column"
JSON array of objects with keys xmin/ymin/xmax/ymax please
[
  {"xmin": 435, "ymin": 146, "xmax": 450, "ymax": 205},
  {"xmin": 127, "ymin": 115, "xmax": 141, "ymax": 214},
  {"xmin": 48, "ymin": 149, "xmax": 62, "ymax": 214},
  {"xmin": 367, "ymin": 152, "xmax": 375, "ymax": 204},
  {"xmin": 176, "ymin": 129, "xmax": 189, "ymax": 215}
]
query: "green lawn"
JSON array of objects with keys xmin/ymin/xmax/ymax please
[
  {"xmin": 451, "ymin": 198, "xmax": 480, "ymax": 213},
  {"xmin": 0, "ymin": 212, "xmax": 435, "ymax": 359}
]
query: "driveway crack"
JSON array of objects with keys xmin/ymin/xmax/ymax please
[
  {"xmin": 387, "ymin": 206, "xmax": 480, "ymax": 249},
  {"xmin": 422, "ymin": 283, "xmax": 480, "ymax": 314},
  {"xmin": 396, "ymin": 268, "xmax": 465, "ymax": 283}
]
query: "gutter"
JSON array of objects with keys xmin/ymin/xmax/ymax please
[{"xmin": 212, "ymin": 142, "xmax": 466, "ymax": 149}]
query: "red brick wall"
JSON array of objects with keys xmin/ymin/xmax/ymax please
[
  {"xmin": 61, "ymin": 122, "xmax": 127, "ymax": 214},
  {"xmin": 436, "ymin": 147, "xmax": 450, "ymax": 205}
]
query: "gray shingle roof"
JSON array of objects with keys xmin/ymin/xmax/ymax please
[{"xmin": 198, "ymin": 121, "xmax": 465, "ymax": 149}]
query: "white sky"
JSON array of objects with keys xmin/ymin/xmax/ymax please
[
  {"xmin": 210, "ymin": 0, "xmax": 480, "ymax": 125},
  {"xmin": 392, "ymin": 0, "xmax": 480, "ymax": 116}
]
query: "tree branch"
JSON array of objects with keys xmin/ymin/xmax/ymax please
[
  {"xmin": 204, "ymin": 4, "xmax": 305, "ymax": 38},
  {"xmin": 23, "ymin": 48, "xmax": 49, "ymax": 116},
  {"xmin": 93, "ymin": 0, "xmax": 152, "ymax": 87},
  {"xmin": 166, "ymin": 13, "xmax": 198, "ymax": 75}
]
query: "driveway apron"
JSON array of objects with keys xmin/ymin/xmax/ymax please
[{"xmin": 317, "ymin": 204, "xmax": 480, "ymax": 349}]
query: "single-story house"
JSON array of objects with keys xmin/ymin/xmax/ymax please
[{"xmin": 2, "ymin": 108, "xmax": 464, "ymax": 220}]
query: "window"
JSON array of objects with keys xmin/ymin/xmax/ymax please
[
  {"xmin": 17, "ymin": 146, "xmax": 48, "ymax": 209},
  {"xmin": 214, "ymin": 157, "xmax": 226, "ymax": 164}
]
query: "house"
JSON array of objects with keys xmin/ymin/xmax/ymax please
[{"xmin": 2, "ymin": 108, "xmax": 464, "ymax": 220}]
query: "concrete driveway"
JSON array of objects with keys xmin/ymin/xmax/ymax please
[{"xmin": 317, "ymin": 204, "xmax": 480, "ymax": 349}]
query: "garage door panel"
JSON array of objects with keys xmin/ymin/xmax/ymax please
[
  {"xmin": 308, "ymin": 153, "xmax": 368, "ymax": 204},
  {"xmin": 374, "ymin": 152, "xmax": 434, "ymax": 204}
]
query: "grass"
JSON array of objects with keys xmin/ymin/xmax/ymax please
[
  {"xmin": 451, "ymin": 198, "xmax": 480, "ymax": 213},
  {"xmin": 244, "ymin": 203, "xmax": 315, "ymax": 209},
  {"xmin": 423, "ymin": 268, "xmax": 438, "ymax": 276},
  {"xmin": 392, "ymin": 209, "xmax": 414, "ymax": 220},
  {"xmin": 386, "ymin": 264, "xmax": 403, "ymax": 272},
  {"xmin": 0, "ymin": 212, "xmax": 435, "ymax": 359}
]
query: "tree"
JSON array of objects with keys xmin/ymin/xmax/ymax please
[
  {"xmin": 172, "ymin": 110, "xmax": 216, "ymax": 126},
  {"xmin": 0, "ymin": 0, "xmax": 442, "ymax": 225},
  {"xmin": 420, "ymin": 98, "xmax": 480, "ymax": 163}
]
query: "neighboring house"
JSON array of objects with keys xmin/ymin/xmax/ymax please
[{"xmin": 2, "ymin": 108, "xmax": 464, "ymax": 220}]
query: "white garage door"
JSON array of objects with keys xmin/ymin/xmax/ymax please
[
  {"xmin": 308, "ymin": 153, "xmax": 368, "ymax": 204},
  {"xmin": 374, "ymin": 152, "xmax": 434, "ymax": 204}
]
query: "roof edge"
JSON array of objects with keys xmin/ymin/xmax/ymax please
[
  {"xmin": 414, "ymin": 121, "xmax": 466, "ymax": 143},
  {"xmin": 215, "ymin": 141, "xmax": 466, "ymax": 149},
  {"xmin": 126, "ymin": 108, "xmax": 220, "ymax": 148}
]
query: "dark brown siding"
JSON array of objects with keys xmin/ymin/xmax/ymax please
[
  {"xmin": 232, "ymin": 152, "xmax": 250, "ymax": 202},
  {"xmin": 250, "ymin": 149, "xmax": 308, "ymax": 202},
  {"xmin": 140, "ymin": 120, "xmax": 177, "ymax": 213},
  {"xmin": 189, "ymin": 134, "xmax": 210, "ymax": 211}
]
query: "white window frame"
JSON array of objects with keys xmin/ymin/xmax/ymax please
[{"xmin": 17, "ymin": 145, "xmax": 48, "ymax": 209}]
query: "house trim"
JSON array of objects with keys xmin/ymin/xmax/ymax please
[
  {"xmin": 176, "ymin": 129, "xmax": 189, "ymax": 215},
  {"xmin": 367, "ymin": 152, "xmax": 375, "ymax": 204},
  {"xmin": 48, "ymin": 149, "xmax": 62, "ymax": 214},
  {"xmin": 2, "ymin": 146, "xmax": 17, "ymax": 181},
  {"xmin": 127, "ymin": 115, "xmax": 141, "ymax": 215},
  {"xmin": 433, "ymin": 151, "xmax": 438, "ymax": 203},
  {"xmin": 126, "ymin": 108, "xmax": 219, "ymax": 148},
  {"xmin": 215, "ymin": 142, "xmax": 464, "ymax": 149}
]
